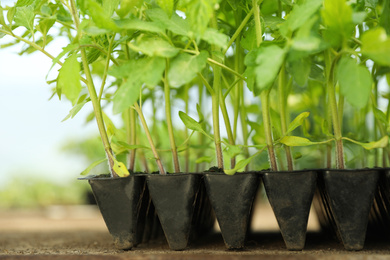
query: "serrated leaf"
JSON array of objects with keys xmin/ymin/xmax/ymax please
[
  {"xmin": 116, "ymin": 0, "xmax": 142, "ymax": 18},
  {"xmin": 36, "ymin": 18, "xmax": 55, "ymax": 36},
  {"xmin": 109, "ymin": 56, "xmax": 165, "ymax": 87},
  {"xmin": 15, "ymin": 0, "xmax": 34, "ymax": 7},
  {"xmin": 286, "ymin": 112, "xmax": 310, "ymax": 135},
  {"xmin": 336, "ymin": 57, "xmax": 372, "ymax": 108},
  {"xmin": 7, "ymin": 7, "xmax": 15, "ymax": 24},
  {"xmin": 361, "ymin": 27, "xmax": 390, "ymax": 66},
  {"xmin": 343, "ymin": 136, "xmax": 389, "ymax": 150},
  {"xmin": 62, "ymin": 100, "xmax": 88, "ymax": 122},
  {"xmin": 87, "ymin": 0, "xmax": 119, "ymax": 31},
  {"xmin": 321, "ymin": 0, "xmax": 354, "ymax": 40},
  {"xmin": 279, "ymin": 0, "xmax": 322, "ymax": 36},
  {"xmin": 168, "ymin": 51, "xmax": 208, "ymax": 87},
  {"xmin": 80, "ymin": 158, "xmax": 107, "ymax": 175},
  {"xmin": 14, "ymin": 5, "xmax": 35, "ymax": 32},
  {"xmin": 113, "ymin": 79, "xmax": 142, "ymax": 114},
  {"xmin": 57, "ymin": 53, "xmax": 82, "ymax": 105},
  {"xmin": 103, "ymin": 0, "xmax": 120, "ymax": 17},
  {"xmin": 47, "ymin": 44, "xmax": 79, "ymax": 78},
  {"xmin": 133, "ymin": 37, "xmax": 179, "ymax": 58},
  {"xmin": 146, "ymin": 8, "xmax": 189, "ymax": 36}
]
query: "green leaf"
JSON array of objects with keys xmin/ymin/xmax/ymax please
[
  {"xmin": 15, "ymin": 0, "xmax": 34, "ymax": 7},
  {"xmin": 196, "ymin": 103, "xmax": 204, "ymax": 123},
  {"xmin": 116, "ymin": 0, "xmax": 142, "ymax": 18},
  {"xmin": 168, "ymin": 51, "xmax": 208, "ymax": 87},
  {"xmin": 14, "ymin": 5, "xmax": 35, "ymax": 32},
  {"xmin": 224, "ymin": 157, "xmax": 252, "ymax": 175},
  {"xmin": 62, "ymin": 100, "xmax": 88, "ymax": 122},
  {"xmin": 87, "ymin": 0, "xmax": 119, "ymax": 31},
  {"xmin": 109, "ymin": 56, "xmax": 166, "ymax": 87},
  {"xmin": 102, "ymin": 0, "xmax": 120, "ymax": 16},
  {"xmin": 336, "ymin": 57, "xmax": 372, "ymax": 109},
  {"xmin": 288, "ymin": 57, "xmax": 311, "ymax": 86},
  {"xmin": 115, "ymin": 19, "xmax": 165, "ymax": 34},
  {"xmin": 380, "ymin": 0, "xmax": 390, "ymax": 34},
  {"xmin": 195, "ymin": 156, "xmax": 213, "ymax": 164},
  {"xmin": 291, "ymin": 36, "xmax": 322, "ymax": 52},
  {"xmin": 286, "ymin": 112, "xmax": 310, "ymax": 135},
  {"xmin": 179, "ymin": 111, "xmax": 204, "ymax": 133},
  {"xmin": 187, "ymin": 0, "xmax": 213, "ymax": 35},
  {"xmin": 279, "ymin": 136, "xmax": 330, "ymax": 147},
  {"xmin": 279, "ymin": 0, "xmax": 322, "ymax": 36},
  {"xmin": 36, "ymin": 18, "xmax": 55, "ymax": 37},
  {"xmin": 0, "ymin": 5, "xmax": 8, "ymax": 29},
  {"xmin": 80, "ymin": 158, "xmax": 107, "ymax": 175},
  {"xmin": 373, "ymin": 107, "xmax": 388, "ymax": 127},
  {"xmin": 321, "ymin": 0, "xmax": 354, "ymax": 40},
  {"xmin": 157, "ymin": 0, "xmax": 174, "ymax": 17},
  {"xmin": 146, "ymin": 8, "xmax": 189, "ymax": 36},
  {"xmin": 7, "ymin": 7, "xmax": 15, "ymax": 24},
  {"xmin": 47, "ymin": 44, "xmax": 79, "ymax": 78},
  {"xmin": 224, "ymin": 143, "xmax": 242, "ymax": 158},
  {"xmin": 343, "ymin": 136, "xmax": 389, "ymax": 150},
  {"xmin": 132, "ymin": 37, "xmax": 179, "ymax": 58},
  {"xmin": 113, "ymin": 79, "xmax": 142, "ymax": 114},
  {"xmin": 201, "ymin": 28, "xmax": 229, "ymax": 49},
  {"xmin": 245, "ymin": 45, "xmax": 287, "ymax": 95},
  {"xmin": 241, "ymin": 24, "xmax": 257, "ymax": 51},
  {"xmin": 361, "ymin": 27, "xmax": 390, "ymax": 66},
  {"xmin": 57, "ymin": 53, "xmax": 83, "ymax": 105}
]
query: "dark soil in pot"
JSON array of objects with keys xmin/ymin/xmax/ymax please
[
  {"xmin": 314, "ymin": 169, "xmax": 379, "ymax": 251},
  {"xmin": 85, "ymin": 174, "xmax": 148, "ymax": 250},
  {"xmin": 262, "ymin": 170, "xmax": 317, "ymax": 250},
  {"xmin": 203, "ymin": 171, "xmax": 259, "ymax": 250},
  {"xmin": 146, "ymin": 173, "xmax": 202, "ymax": 251}
]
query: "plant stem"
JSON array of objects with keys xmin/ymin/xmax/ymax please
[
  {"xmin": 278, "ymin": 64, "xmax": 293, "ymax": 171},
  {"xmin": 164, "ymin": 59, "xmax": 181, "ymax": 173},
  {"xmin": 261, "ymin": 90, "xmax": 278, "ymax": 171},
  {"xmin": 219, "ymin": 87, "xmax": 236, "ymax": 168},
  {"xmin": 325, "ymin": 50, "xmax": 345, "ymax": 169},
  {"xmin": 253, "ymin": 0, "xmax": 277, "ymax": 171},
  {"xmin": 69, "ymin": 0, "xmax": 118, "ymax": 177},
  {"xmin": 184, "ymin": 84, "xmax": 190, "ymax": 172},
  {"xmin": 210, "ymin": 13, "xmax": 224, "ymax": 170},
  {"xmin": 134, "ymin": 103, "xmax": 166, "ymax": 174}
]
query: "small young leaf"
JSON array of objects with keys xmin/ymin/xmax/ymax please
[
  {"xmin": 47, "ymin": 44, "xmax": 79, "ymax": 78},
  {"xmin": 196, "ymin": 103, "xmax": 204, "ymax": 123},
  {"xmin": 62, "ymin": 100, "xmax": 88, "ymax": 122},
  {"xmin": 36, "ymin": 18, "xmax": 55, "ymax": 37},
  {"xmin": 279, "ymin": 136, "xmax": 328, "ymax": 147},
  {"xmin": 361, "ymin": 27, "xmax": 390, "ymax": 66},
  {"xmin": 343, "ymin": 136, "xmax": 389, "ymax": 150},
  {"xmin": 373, "ymin": 107, "xmax": 388, "ymax": 127},
  {"xmin": 81, "ymin": 158, "xmax": 107, "ymax": 175},
  {"xmin": 116, "ymin": 141, "xmax": 150, "ymax": 150},
  {"xmin": 168, "ymin": 51, "xmax": 208, "ymax": 87},
  {"xmin": 336, "ymin": 57, "xmax": 372, "ymax": 109},
  {"xmin": 286, "ymin": 112, "xmax": 310, "ymax": 135},
  {"xmin": 321, "ymin": 0, "xmax": 354, "ymax": 41},
  {"xmin": 224, "ymin": 157, "xmax": 252, "ymax": 175},
  {"xmin": 224, "ymin": 144, "xmax": 242, "ymax": 158},
  {"xmin": 195, "ymin": 156, "xmax": 213, "ymax": 164},
  {"xmin": 179, "ymin": 111, "xmax": 204, "ymax": 133},
  {"xmin": 7, "ymin": 7, "xmax": 16, "ymax": 24},
  {"xmin": 57, "ymin": 53, "xmax": 82, "ymax": 105}
]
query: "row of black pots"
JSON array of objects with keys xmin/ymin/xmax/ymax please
[{"xmin": 82, "ymin": 168, "xmax": 384, "ymax": 251}]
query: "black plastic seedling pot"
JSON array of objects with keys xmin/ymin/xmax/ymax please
[
  {"xmin": 146, "ymin": 173, "xmax": 202, "ymax": 250},
  {"xmin": 203, "ymin": 172, "xmax": 259, "ymax": 249},
  {"xmin": 315, "ymin": 169, "xmax": 379, "ymax": 251},
  {"xmin": 85, "ymin": 174, "xmax": 148, "ymax": 250},
  {"xmin": 262, "ymin": 170, "xmax": 317, "ymax": 250}
]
